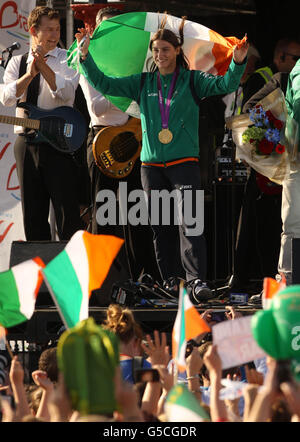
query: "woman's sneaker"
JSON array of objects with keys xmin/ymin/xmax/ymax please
[{"xmin": 187, "ymin": 279, "xmax": 214, "ymax": 303}]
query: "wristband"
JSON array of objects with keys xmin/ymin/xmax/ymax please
[
  {"xmin": 79, "ymin": 50, "xmax": 88, "ymax": 61},
  {"xmin": 186, "ymin": 375, "xmax": 200, "ymax": 380}
]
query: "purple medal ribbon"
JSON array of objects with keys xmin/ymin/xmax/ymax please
[{"xmin": 157, "ymin": 66, "xmax": 179, "ymax": 129}]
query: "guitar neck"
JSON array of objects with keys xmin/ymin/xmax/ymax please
[{"xmin": 0, "ymin": 114, "xmax": 40, "ymax": 130}]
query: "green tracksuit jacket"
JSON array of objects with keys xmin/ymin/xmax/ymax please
[
  {"xmin": 286, "ymin": 59, "xmax": 300, "ymax": 148},
  {"xmin": 81, "ymin": 53, "xmax": 246, "ymax": 164}
]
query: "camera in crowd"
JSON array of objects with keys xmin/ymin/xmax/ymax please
[
  {"xmin": 185, "ymin": 339, "xmax": 201, "ymax": 358},
  {"xmin": 210, "ymin": 311, "xmax": 227, "ymax": 323}
]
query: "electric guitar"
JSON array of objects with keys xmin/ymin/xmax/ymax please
[
  {"xmin": 0, "ymin": 102, "xmax": 87, "ymax": 153},
  {"xmin": 92, "ymin": 117, "xmax": 142, "ymax": 179}
]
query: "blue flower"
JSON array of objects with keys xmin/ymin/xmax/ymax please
[
  {"xmin": 265, "ymin": 128, "xmax": 280, "ymax": 143},
  {"xmin": 249, "ymin": 106, "xmax": 267, "ymax": 126}
]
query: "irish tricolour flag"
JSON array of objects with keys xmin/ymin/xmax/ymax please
[
  {"xmin": 172, "ymin": 283, "xmax": 211, "ymax": 373},
  {"xmin": 0, "ymin": 258, "xmax": 45, "ymax": 328},
  {"xmin": 42, "ymin": 231, "xmax": 123, "ymax": 329},
  {"xmin": 68, "ymin": 12, "xmax": 246, "ymax": 117},
  {"xmin": 262, "ymin": 276, "xmax": 286, "ymax": 309},
  {"xmin": 165, "ymin": 384, "xmax": 210, "ymax": 422}
]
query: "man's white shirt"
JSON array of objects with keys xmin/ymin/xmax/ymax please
[{"xmin": 79, "ymin": 75, "xmax": 128, "ymax": 127}]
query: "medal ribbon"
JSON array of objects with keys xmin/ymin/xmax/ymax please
[{"xmin": 157, "ymin": 66, "xmax": 179, "ymax": 129}]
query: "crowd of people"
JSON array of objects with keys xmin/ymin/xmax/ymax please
[{"xmin": 1, "ymin": 304, "xmax": 300, "ymax": 423}]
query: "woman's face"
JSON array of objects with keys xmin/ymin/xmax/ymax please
[{"xmin": 152, "ymin": 39, "xmax": 180, "ymax": 74}]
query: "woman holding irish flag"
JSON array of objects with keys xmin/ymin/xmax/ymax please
[{"xmin": 75, "ymin": 16, "xmax": 249, "ymax": 304}]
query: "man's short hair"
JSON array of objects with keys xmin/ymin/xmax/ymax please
[
  {"xmin": 274, "ymin": 38, "xmax": 300, "ymax": 57},
  {"xmin": 95, "ymin": 6, "xmax": 122, "ymax": 26},
  {"xmin": 38, "ymin": 347, "xmax": 58, "ymax": 382},
  {"xmin": 28, "ymin": 6, "xmax": 60, "ymax": 30}
]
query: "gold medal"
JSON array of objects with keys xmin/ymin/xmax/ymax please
[{"xmin": 158, "ymin": 128, "xmax": 173, "ymax": 144}]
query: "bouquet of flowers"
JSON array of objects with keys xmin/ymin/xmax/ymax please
[
  {"xmin": 226, "ymin": 88, "xmax": 296, "ymax": 185},
  {"xmin": 242, "ymin": 105, "xmax": 285, "ymax": 156}
]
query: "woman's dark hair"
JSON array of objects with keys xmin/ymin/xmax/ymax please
[{"xmin": 147, "ymin": 15, "xmax": 190, "ymax": 72}]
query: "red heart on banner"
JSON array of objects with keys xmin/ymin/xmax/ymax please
[
  {"xmin": 0, "ymin": 142, "xmax": 11, "ymax": 161},
  {"xmin": 0, "ymin": 1, "xmax": 19, "ymax": 30},
  {"xmin": 0, "ymin": 220, "xmax": 14, "ymax": 243},
  {"xmin": 6, "ymin": 163, "xmax": 19, "ymax": 191}
]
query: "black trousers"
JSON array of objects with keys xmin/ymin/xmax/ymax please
[
  {"xmin": 87, "ymin": 127, "xmax": 160, "ymax": 281},
  {"xmin": 14, "ymin": 135, "xmax": 84, "ymax": 241},
  {"xmin": 141, "ymin": 162, "xmax": 207, "ymax": 282}
]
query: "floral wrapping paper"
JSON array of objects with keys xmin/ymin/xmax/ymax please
[{"xmin": 226, "ymin": 88, "xmax": 299, "ymax": 185}]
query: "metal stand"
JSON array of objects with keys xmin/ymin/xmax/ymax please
[
  {"xmin": 212, "ymin": 130, "xmax": 247, "ymax": 297},
  {"xmin": 212, "ymin": 133, "xmax": 238, "ymax": 296}
]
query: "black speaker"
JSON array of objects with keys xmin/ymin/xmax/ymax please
[
  {"xmin": 10, "ymin": 241, "xmax": 67, "ymax": 307},
  {"xmin": 292, "ymin": 238, "xmax": 300, "ymax": 284}
]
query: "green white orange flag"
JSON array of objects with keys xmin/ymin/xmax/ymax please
[
  {"xmin": 0, "ymin": 258, "xmax": 45, "ymax": 328},
  {"xmin": 67, "ymin": 11, "xmax": 246, "ymax": 117},
  {"xmin": 165, "ymin": 384, "xmax": 210, "ymax": 422},
  {"xmin": 262, "ymin": 276, "xmax": 286, "ymax": 309},
  {"xmin": 0, "ymin": 326, "xmax": 6, "ymax": 350},
  {"xmin": 42, "ymin": 231, "xmax": 124, "ymax": 329},
  {"xmin": 172, "ymin": 284, "xmax": 211, "ymax": 373}
]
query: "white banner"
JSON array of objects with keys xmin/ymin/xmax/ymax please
[
  {"xmin": 0, "ymin": 0, "xmax": 36, "ymax": 271},
  {"xmin": 212, "ymin": 316, "xmax": 266, "ymax": 369}
]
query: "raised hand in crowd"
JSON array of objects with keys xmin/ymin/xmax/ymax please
[
  {"xmin": 9, "ymin": 355, "xmax": 31, "ymax": 420},
  {"xmin": 140, "ymin": 331, "xmax": 169, "ymax": 418},
  {"xmin": 200, "ymin": 309, "xmax": 220, "ymax": 327},
  {"xmin": 203, "ymin": 345, "xmax": 228, "ymax": 422},
  {"xmin": 154, "ymin": 364, "xmax": 174, "ymax": 418},
  {"xmin": 186, "ymin": 347, "xmax": 203, "ymax": 403},
  {"xmin": 225, "ymin": 306, "xmax": 243, "ymax": 320},
  {"xmin": 244, "ymin": 357, "xmax": 281, "ymax": 422},
  {"xmin": 141, "ymin": 330, "xmax": 169, "ymax": 367},
  {"xmin": 243, "ymin": 384, "xmax": 260, "ymax": 421},
  {"xmin": 201, "ymin": 309, "xmax": 214, "ymax": 323},
  {"xmin": 47, "ymin": 372, "xmax": 73, "ymax": 422},
  {"xmin": 244, "ymin": 363, "xmax": 264, "ymax": 385},
  {"xmin": 31, "ymin": 369, "xmax": 54, "ymax": 421},
  {"xmin": 280, "ymin": 380, "xmax": 300, "ymax": 421},
  {"xmin": 0, "ymin": 393, "xmax": 15, "ymax": 422}
]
